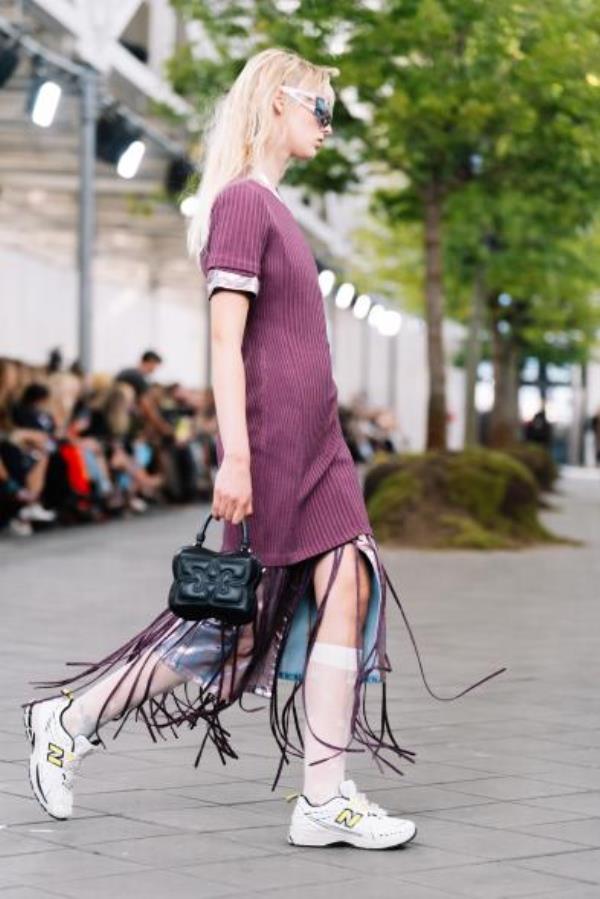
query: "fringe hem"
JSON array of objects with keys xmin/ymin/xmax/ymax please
[{"xmin": 25, "ymin": 532, "xmax": 506, "ymax": 789}]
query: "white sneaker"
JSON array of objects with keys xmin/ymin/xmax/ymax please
[
  {"xmin": 288, "ymin": 779, "xmax": 417, "ymax": 849},
  {"xmin": 8, "ymin": 518, "xmax": 33, "ymax": 537},
  {"xmin": 24, "ymin": 689, "xmax": 98, "ymax": 820},
  {"xmin": 18, "ymin": 503, "xmax": 56, "ymax": 523}
]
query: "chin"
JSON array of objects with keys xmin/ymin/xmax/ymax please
[{"xmin": 294, "ymin": 146, "xmax": 317, "ymax": 160}]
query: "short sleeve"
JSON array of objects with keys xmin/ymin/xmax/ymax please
[{"xmin": 200, "ymin": 181, "xmax": 270, "ymax": 300}]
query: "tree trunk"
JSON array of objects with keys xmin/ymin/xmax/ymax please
[
  {"xmin": 423, "ymin": 182, "xmax": 447, "ymax": 450},
  {"xmin": 489, "ymin": 323, "xmax": 520, "ymax": 448},
  {"xmin": 464, "ymin": 266, "xmax": 485, "ymax": 446}
]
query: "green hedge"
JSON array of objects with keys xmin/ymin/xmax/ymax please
[
  {"xmin": 365, "ymin": 447, "xmax": 566, "ymax": 550},
  {"xmin": 503, "ymin": 442, "xmax": 559, "ymax": 493}
]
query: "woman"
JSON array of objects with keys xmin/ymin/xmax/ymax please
[{"xmin": 24, "ymin": 48, "xmax": 503, "ymax": 849}]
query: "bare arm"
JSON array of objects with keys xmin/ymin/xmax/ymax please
[
  {"xmin": 210, "ymin": 289, "xmax": 253, "ymax": 525},
  {"xmin": 139, "ymin": 392, "xmax": 175, "ymax": 438}
]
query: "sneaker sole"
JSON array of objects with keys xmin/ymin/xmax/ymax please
[
  {"xmin": 288, "ymin": 823, "xmax": 418, "ymax": 850},
  {"xmin": 23, "ymin": 702, "xmax": 70, "ymax": 822}
]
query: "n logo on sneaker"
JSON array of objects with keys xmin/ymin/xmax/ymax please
[
  {"xmin": 335, "ymin": 808, "xmax": 363, "ymax": 829},
  {"xmin": 46, "ymin": 743, "xmax": 65, "ymax": 767}
]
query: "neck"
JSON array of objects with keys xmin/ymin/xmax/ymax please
[{"xmin": 252, "ymin": 151, "xmax": 288, "ymax": 189}]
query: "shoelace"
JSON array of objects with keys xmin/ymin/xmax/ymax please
[{"xmin": 348, "ymin": 790, "xmax": 388, "ymax": 817}]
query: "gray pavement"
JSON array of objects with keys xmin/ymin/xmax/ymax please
[{"xmin": 1, "ymin": 468, "xmax": 599, "ymax": 898}]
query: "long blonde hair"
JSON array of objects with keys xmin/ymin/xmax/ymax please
[{"xmin": 187, "ymin": 47, "xmax": 339, "ymax": 259}]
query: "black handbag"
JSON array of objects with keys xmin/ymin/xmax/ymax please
[{"xmin": 168, "ymin": 513, "xmax": 265, "ymax": 625}]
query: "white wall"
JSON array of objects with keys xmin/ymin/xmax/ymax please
[{"xmin": 0, "ymin": 247, "xmax": 206, "ymax": 384}]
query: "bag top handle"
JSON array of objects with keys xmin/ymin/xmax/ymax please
[{"xmin": 196, "ymin": 513, "xmax": 251, "ymax": 552}]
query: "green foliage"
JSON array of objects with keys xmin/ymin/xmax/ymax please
[
  {"xmin": 503, "ymin": 442, "xmax": 559, "ymax": 492},
  {"xmin": 365, "ymin": 447, "xmax": 567, "ymax": 549},
  {"xmin": 166, "ymin": 0, "xmax": 600, "ymax": 369},
  {"xmin": 347, "ymin": 213, "xmax": 424, "ymax": 310}
]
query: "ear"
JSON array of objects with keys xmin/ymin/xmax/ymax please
[{"xmin": 272, "ymin": 87, "xmax": 286, "ymax": 117}]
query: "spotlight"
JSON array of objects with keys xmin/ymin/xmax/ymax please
[
  {"xmin": 166, "ymin": 157, "xmax": 197, "ymax": 198},
  {"xmin": 318, "ymin": 269, "xmax": 336, "ymax": 298},
  {"xmin": 335, "ymin": 282, "xmax": 355, "ymax": 309},
  {"xmin": 0, "ymin": 40, "xmax": 19, "ymax": 87},
  {"xmin": 353, "ymin": 294, "xmax": 371, "ymax": 320},
  {"xmin": 180, "ymin": 195, "xmax": 199, "ymax": 217},
  {"xmin": 117, "ymin": 139, "xmax": 146, "ymax": 179},
  {"xmin": 97, "ymin": 110, "xmax": 142, "ymax": 165},
  {"xmin": 29, "ymin": 79, "xmax": 62, "ymax": 127},
  {"xmin": 378, "ymin": 309, "xmax": 403, "ymax": 337},
  {"xmin": 368, "ymin": 303, "xmax": 385, "ymax": 328}
]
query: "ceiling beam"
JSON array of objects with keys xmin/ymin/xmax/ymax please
[{"xmin": 29, "ymin": 0, "xmax": 192, "ymax": 115}]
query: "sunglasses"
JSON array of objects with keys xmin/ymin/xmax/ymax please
[{"xmin": 280, "ymin": 86, "xmax": 333, "ymax": 129}]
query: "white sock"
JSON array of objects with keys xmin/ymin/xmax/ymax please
[
  {"xmin": 302, "ymin": 641, "xmax": 360, "ymax": 805},
  {"xmin": 62, "ymin": 650, "xmax": 188, "ymax": 738}
]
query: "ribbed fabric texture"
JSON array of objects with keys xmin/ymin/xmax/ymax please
[{"xmin": 200, "ymin": 178, "xmax": 372, "ymax": 567}]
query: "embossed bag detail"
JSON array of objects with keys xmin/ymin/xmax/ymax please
[{"xmin": 168, "ymin": 514, "xmax": 265, "ymax": 624}]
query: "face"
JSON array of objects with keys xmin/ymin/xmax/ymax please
[
  {"xmin": 142, "ymin": 359, "xmax": 160, "ymax": 375},
  {"xmin": 276, "ymin": 83, "xmax": 335, "ymax": 160}
]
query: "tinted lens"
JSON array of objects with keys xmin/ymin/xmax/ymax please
[{"xmin": 315, "ymin": 96, "xmax": 332, "ymax": 127}]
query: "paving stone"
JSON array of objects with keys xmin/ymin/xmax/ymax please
[
  {"xmin": 0, "ymin": 829, "xmax": 55, "ymax": 857},
  {"xmin": 8, "ymin": 815, "xmax": 179, "ymax": 847},
  {"xmin": 443, "ymin": 776, "xmax": 591, "ymax": 802},
  {"xmin": 167, "ymin": 779, "xmax": 291, "ymax": 805},
  {"xmin": 181, "ymin": 853, "xmax": 369, "ymax": 891},
  {"xmin": 284, "ymin": 840, "xmax": 481, "ymax": 875},
  {"xmin": 419, "ymin": 801, "xmax": 588, "ymax": 829},
  {"xmin": 48, "ymin": 868, "xmax": 237, "ymax": 899},
  {"xmin": 75, "ymin": 789, "xmax": 211, "ymax": 816},
  {"xmin": 515, "ymin": 817, "xmax": 600, "ymax": 848},
  {"xmin": 525, "ymin": 793, "xmax": 600, "ymax": 817},
  {"xmin": 529, "ymin": 886, "xmax": 600, "ymax": 898},
  {"xmin": 514, "ymin": 848, "xmax": 600, "ymax": 884},
  {"xmin": 0, "ymin": 889, "xmax": 59, "ymax": 899},
  {"xmin": 249, "ymin": 878, "xmax": 464, "ymax": 899},
  {"xmin": 393, "ymin": 860, "xmax": 583, "ymax": 898},
  {"xmin": 0, "ymin": 792, "xmax": 98, "ymax": 826},
  {"xmin": 94, "ymin": 830, "xmax": 273, "ymax": 866},
  {"xmin": 124, "ymin": 803, "xmax": 286, "ymax": 834},
  {"xmin": 0, "ymin": 846, "xmax": 148, "ymax": 886}
]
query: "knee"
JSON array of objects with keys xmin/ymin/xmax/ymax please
[{"xmin": 315, "ymin": 545, "xmax": 371, "ymax": 627}]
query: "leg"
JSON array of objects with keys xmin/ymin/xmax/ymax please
[
  {"xmin": 62, "ymin": 646, "xmax": 189, "ymax": 739},
  {"xmin": 24, "ymin": 452, "xmax": 49, "ymax": 499},
  {"xmin": 302, "ymin": 539, "xmax": 370, "ymax": 804}
]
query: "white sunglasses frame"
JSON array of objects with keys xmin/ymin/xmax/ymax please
[{"xmin": 280, "ymin": 86, "xmax": 333, "ymax": 128}]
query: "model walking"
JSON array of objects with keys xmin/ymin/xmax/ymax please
[{"xmin": 24, "ymin": 48, "xmax": 503, "ymax": 849}]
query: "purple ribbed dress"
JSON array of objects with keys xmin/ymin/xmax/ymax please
[{"xmin": 200, "ymin": 177, "xmax": 373, "ymax": 566}]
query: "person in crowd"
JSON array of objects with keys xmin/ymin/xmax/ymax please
[
  {"xmin": 0, "ymin": 362, "xmax": 57, "ymax": 529},
  {"xmin": 116, "ymin": 351, "xmax": 175, "ymax": 443},
  {"xmin": 524, "ymin": 407, "xmax": 553, "ymax": 451},
  {"xmin": 0, "ymin": 454, "xmax": 54, "ymax": 536},
  {"xmin": 12, "ymin": 384, "xmax": 56, "ymax": 436},
  {"xmin": 84, "ymin": 381, "xmax": 163, "ymax": 510}
]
